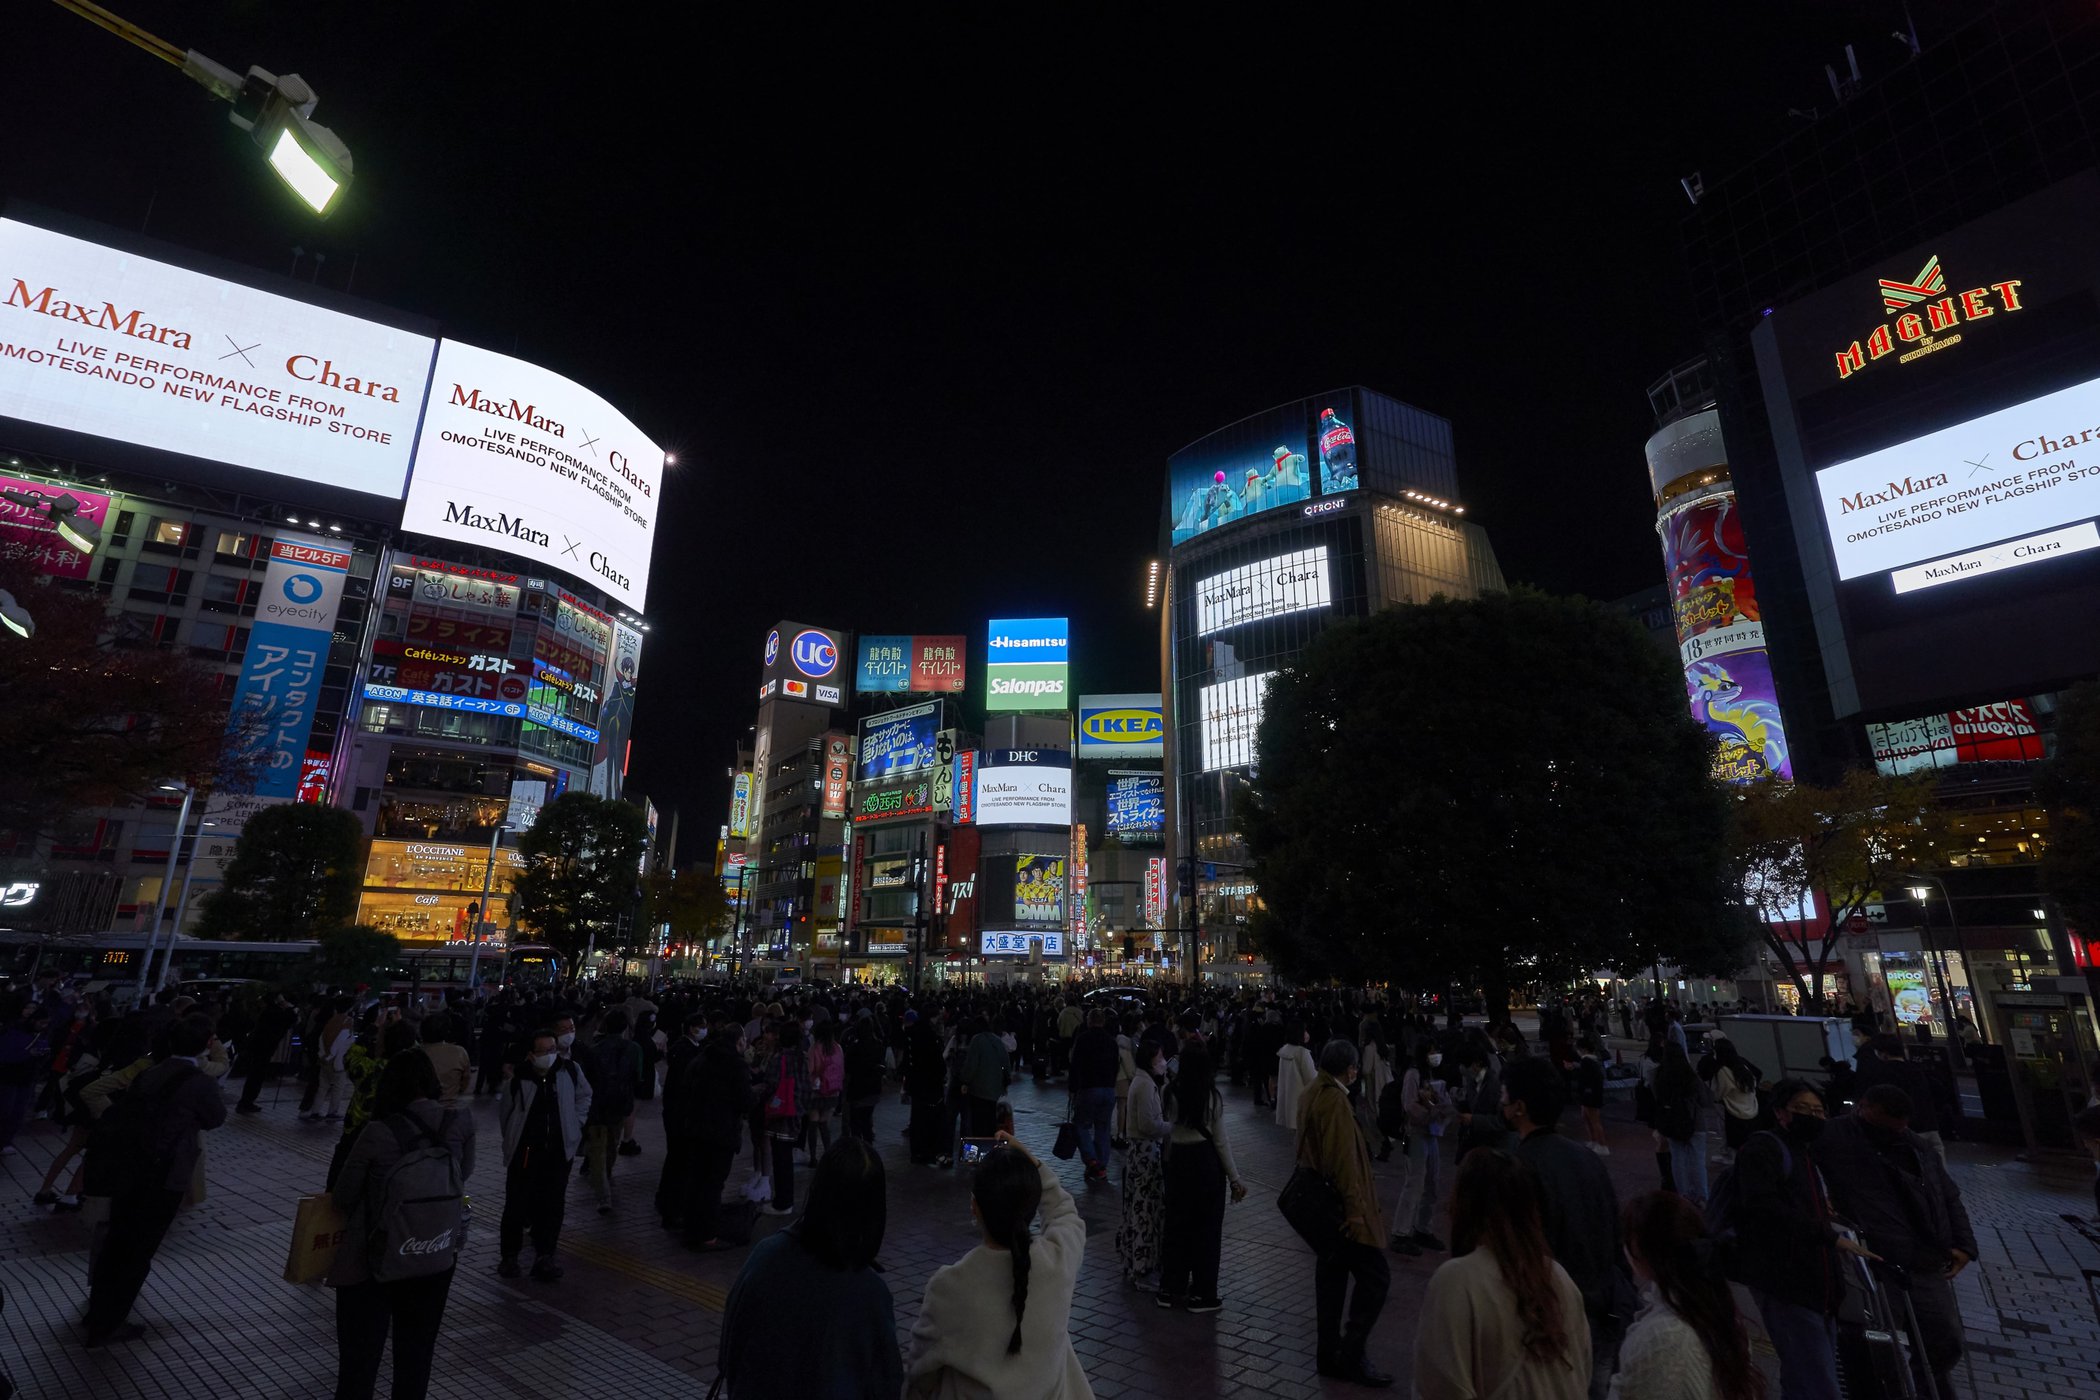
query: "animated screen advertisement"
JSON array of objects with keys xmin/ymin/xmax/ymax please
[
  {"xmin": 857, "ymin": 700, "xmax": 942, "ymax": 781},
  {"xmin": 1013, "ymin": 855, "xmax": 1066, "ymax": 925},
  {"xmin": 985, "ymin": 617, "xmax": 1068, "ymax": 711},
  {"xmin": 1105, "ymin": 772, "xmax": 1166, "ymax": 836},
  {"xmin": 1660, "ymin": 493, "xmax": 1792, "ymax": 783},
  {"xmin": 1168, "ymin": 399, "xmax": 1323, "ymax": 546},
  {"xmin": 975, "ymin": 748, "xmax": 1073, "ymax": 825}
]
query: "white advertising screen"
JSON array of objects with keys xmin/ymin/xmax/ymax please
[
  {"xmin": 1200, "ymin": 672, "xmax": 1273, "ymax": 771},
  {"xmin": 403, "ymin": 339, "xmax": 663, "ymax": 610},
  {"xmin": 0, "ymin": 219, "xmax": 433, "ymax": 498},
  {"xmin": 1814, "ymin": 374, "xmax": 2100, "ymax": 582},
  {"xmin": 974, "ymin": 749, "xmax": 1073, "ymax": 826},
  {"xmin": 1196, "ymin": 546, "xmax": 1332, "ymax": 634}
]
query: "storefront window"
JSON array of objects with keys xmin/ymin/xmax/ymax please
[{"xmin": 358, "ymin": 838, "xmax": 525, "ymax": 945}]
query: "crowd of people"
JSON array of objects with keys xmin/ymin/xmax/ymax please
[{"xmin": 3, "ymin": 967, "xmax": 2096, "ymax": 1400}]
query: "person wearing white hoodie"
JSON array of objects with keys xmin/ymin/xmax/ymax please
[{"xmin": 1274, "ymin": 1022, "xmax": 1318, "ymax": 1132}]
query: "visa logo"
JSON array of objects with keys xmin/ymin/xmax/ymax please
[{"xmin": 1081, "ymin": 709, "xmax": 1163, "ymax": 742}]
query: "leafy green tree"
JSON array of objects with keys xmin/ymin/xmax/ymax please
[
  {"xmin": 312, "ymin": 923, "xmax": 400, "ymax": 992},
  {"xmin": 511, "ymin": 793, "xmax": 648, "ymax": 961},
  {"xmin": 1241, "ymin": 589, "xmax": 1732, "ymax": 1016},
  {"xmin": 639, "ymin": 865, "xmax": 729, "ymax": 947},
  {"xmin": 196, "ymin": 802, "xmax": 366, "ymax": 938},
  {"xmin": 1727, "ymin": 769, "xmax": 1939, "ymax": 1013},
  {"xmin": 2038, "ymin": 682, "xmax": 2100, "ymax": 941}
]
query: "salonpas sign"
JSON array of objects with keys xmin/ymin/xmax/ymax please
[{"xmin": 985, "ymin": 617, "xmax": 1069, "ymax": 712}]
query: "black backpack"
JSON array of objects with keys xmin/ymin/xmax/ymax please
[
  {"xmin": 1704, "ymin": 1130, "xmax": 1790, "ymax": 1277},
  {"xmin": 83, "ymin": 1062, "xmax": 200, "ymax": 1197}
]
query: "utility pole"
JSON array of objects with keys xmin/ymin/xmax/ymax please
[{"xmin": 912, "ymin": 827, "xmax": 929, "ymax": 991}]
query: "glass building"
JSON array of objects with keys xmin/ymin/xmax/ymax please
[{"xmin": 1160, "ymin": 387, "xmax": 1504, "ymax": 976}]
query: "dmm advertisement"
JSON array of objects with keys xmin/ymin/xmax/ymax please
[
  {"xmin": 1076, "ymin": 692, "xmax": 1164, "ymax": 758},
  {"xmin": 225, "ymin": 534, "xmax": 352, "ymax": 799},
  {"xmin": 1105, "ymin": 772, "xmax": 1166, "ymax": 837},
  {"xmin": 986, "ymin": 617, "xmax": 1069, "ymax": 711},
  {"xmin": 0, "ymin": 218, "xmax": 433, "ymax": 501},
  {"xmin": 857, "ymin": 634, "xmax": 968, "ymax": 693},
  {"xmin": 974, "ymin": 748, "xmax": 1073, "ymax": 826},
  {"xmin": 402, "ymin": 338, "xmax": 664, "ymax": 611},
  {"xmin": 856, "ymin": 700, "xmax": 941, "ymax": 781},
  {"xmin": 1013, "ymin": 855, "xmax": 1066, "ymax": 925},
  {"xmin": 1195, "ymin": 547, "xmax": 1332, "ymax": 636}
]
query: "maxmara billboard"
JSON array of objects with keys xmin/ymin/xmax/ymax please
[{"xmin": 0, "ymin": 214, "xmax": 664, "ymax": 610}]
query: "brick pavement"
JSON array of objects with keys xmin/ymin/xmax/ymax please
[{"xmin": 1, "ymin": 1062, "xmax": 2094, "ymax": 1398}]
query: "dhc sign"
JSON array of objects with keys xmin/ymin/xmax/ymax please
[{"xmin": 1076, "ymin": 693, "xmax": 1165, "ymax": 758}]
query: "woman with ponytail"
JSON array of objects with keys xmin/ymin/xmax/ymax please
[
  {"xmin": 1609, "ymin": 1192, "xmax": 1763, "ymax": 1400},
  {"xmin": 1414, "ymin": 1149, "xmax": 1589, "ymax": 1400},
  {"xmin": 906, "ymin": 1129, "xmax": 1093, "ymax": 1399}
]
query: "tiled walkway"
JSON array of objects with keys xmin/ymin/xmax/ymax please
[{"xmin": 1, "ymin": 1065, "xmax": 2093, "ymax": 1398}]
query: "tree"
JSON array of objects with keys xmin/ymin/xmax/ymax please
[
  {"xmin": 196, "ymin": 803, "xmax": 366, "ymax": 938},
  {"xmin": 638, "ymin": 865, "xmax": 729, "ymax": 947},
  {"xmin": 312, "ymin": 923, "xmax": 400, "ymax": 992},
  {"xmin": 0, "ymin": 565, "xmax": 258, "ymax": 846},
  {"xmin": 1241, "ymin": 589, "xmax": 1733, "ymax": 1014},
  {"xmin": 2038, "ymin": 681, "xmax": 2100, "ymax": 940},
  {"xmin": 1727, "ymin": 769, "xmax": 1940, "ymax": 1013},
  {"xmin": 511, "ymin": 793, "xmax": 648, "ymax": 961}
]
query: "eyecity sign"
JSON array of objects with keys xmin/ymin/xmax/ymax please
[{"xmin": 985, "ymin": 617, "xmax": 1069, "ymax": 712}]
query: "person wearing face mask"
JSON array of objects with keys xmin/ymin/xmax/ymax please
[
  {"xmin": 1813, "ymin": 1083, "xmax": 1975, "ymax": 1400},
  {"xmin": 1115, "ymin": 1038, "xmax": 1172, "ymax": 1290},
  {"xmin": 1390, "ymin": 1039, "xmax": 1455, "ymax": 1257},
  {"xmin": 497, "ymin": 1028, "xmax": 593, "ymax": 1282},
  {"xmin": 1731, "ymin": 1080, "xmax": 1869, "ymax": 1400}
]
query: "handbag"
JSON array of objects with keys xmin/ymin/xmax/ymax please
[
  {"xmin": 1051, "ymin": 1091, "xmax": 1081, "ymax": 1160},
  {"xmin": 283, "ymin": 1192, "xmax": 348, "ymax": 1284},
  {"xmin": 1277, "ymin": 1165, "xmax": 1347, "ymax": 1256}
]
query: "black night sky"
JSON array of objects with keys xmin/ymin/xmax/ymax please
[{"xmin": 3, "ymin": 1, "xmax": 1979, "ymax": 839}]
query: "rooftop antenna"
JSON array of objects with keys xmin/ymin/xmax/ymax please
[
  {"xmin": 1826, "ymin": 44, "xmax": 1863, "ymax": 103},
  {"xmin": 1679, "ymin": 172, "xmax": 1705, "ymax": 207},
  {"xmin": 1895, "ymin": 4, "xmax": 1922, "ymax": 58}
]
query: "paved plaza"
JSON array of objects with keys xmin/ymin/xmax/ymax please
[{"xmin": 1, "ymin": 1066, "xmax": 2095, "ymax": 1399}]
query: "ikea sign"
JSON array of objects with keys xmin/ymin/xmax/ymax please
[{"xmin": 1076, "ymin": 692, "xmax": 1164, "ymax": 758}]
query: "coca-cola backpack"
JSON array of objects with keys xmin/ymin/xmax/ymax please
[{"xmin": 368, "ymin": 1109, "xmax": 466, "ymax": 1283}]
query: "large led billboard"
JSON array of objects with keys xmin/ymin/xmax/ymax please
[
  {"xmin": 1195, "ymin": 548, "xmax": 1332, "ymax": 635},
  {"xmin": 1168, "ymin": 401, "xmax": 1319, "ymax": 545},
  {"xmin": 0, "ymin": 218, "xmax": 434, "ymax": 501},
  {"xmin": 1013, "ymin": 855, "xmax": 1066, "ymax": 925},
  {"xmin": 402, "ymin": 339, "xmax": 663, "ymax": 611},
  {"xmin": 986, "ymin": 617, "xmax": 1069, "ymax": 711},
  {"xmin": 856, "ymin": 634, "xmax": 968, "ymax": 693},
  {"xmin": 1200, "ymin": 673, "xmax": 1272, "ymax": 771},
  {"xmin": 1661, "ymin": 494, "xmax": 1793, "ymax": 782},
  {"xmin": 1076, "ymin": 693, "xmax": 1164, "ymax": 758},
  {"xmin": 857, "ymin": 700, "xmax": 941, "ymax": 781},
  {"xmin": 975, "ymin": 748, "xmax": 1073, "ymax": 825},
  {"xmin": 1105, "ymin": 772, "xmax": 1166, "ymax": 836}
]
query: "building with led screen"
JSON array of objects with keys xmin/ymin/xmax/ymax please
[
  {"xmin": 1678, "ymin": 2, "xmax": 2100, "ymax": 1131},
  {"xmin": 0, "ymin": 205, "xmax": 663, "ymax": 953},
  {"xmin": 1160, "ymin": 387, "xmax": 1504, "ymax": 975}
]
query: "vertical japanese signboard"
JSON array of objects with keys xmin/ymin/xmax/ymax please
[
  {"xmin": 225, "ymin": 534, "xmax": 351, "ymax": 799},
  {"xmin": 822, "ymin": 734, "xmax": 852, "ymax": 820}
]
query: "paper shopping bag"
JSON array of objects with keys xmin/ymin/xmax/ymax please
[{"xmin": 283, "ymin": 1193, "xmax": 348, "ymax": 1285}]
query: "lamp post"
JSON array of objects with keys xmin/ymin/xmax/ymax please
[
  {"xmin": 466, "ymin": 822, "xmax": 515, "ymax": 992},
  {"xmin": 160, "ymin": 817, "xmax": 218, "ymax": 984},
  {"xmin": 136, "ymin": 782, "xmax": 193, "ymax": 1000},
  {"xmin": 48, "ymin": 0, "xmax": 355, "ymax": 214},
  {"xmin": 1900, "ymin": 872, "xmax": 1965, "ymax": 1058}
]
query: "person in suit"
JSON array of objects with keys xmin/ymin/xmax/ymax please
[{"xmin": 82, "ymin": 1013, "xmax": 228, "ymax": 1347}]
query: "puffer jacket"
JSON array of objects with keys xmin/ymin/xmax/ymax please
[{"xmin": 498, "ymin": 1058, "xmax": 591, "ymax": 1163}]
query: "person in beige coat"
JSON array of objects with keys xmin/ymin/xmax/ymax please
[
  {"xmin": 906, "ymin": 1130, "xmax": 1092, "ymax": 1399},
  {"xmin": 1298, "ymin": 1040, "xmax": 1393, "ymax": 1386},
  {"xmin": 1414, "ymin": 1148, "xmax": 1591, "ymax": 1400}
]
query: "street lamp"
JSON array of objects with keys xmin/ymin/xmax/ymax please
[
  {"xmin": 49, "ymin": 0, "xmax": 355, "ymax": 215},
  {"xmin": 0, "ymin": 488, "xmax": 99, "ymax": 556},
  {"xmin": 466, "ymin": 821, "xmax": 517, "ymax": 992},
  {"xmin": 161, "ymin": 818, "xmax": 219, "ymax": 980},
  {"xmin": 0, "ymin": 590, "xmax": 32, "ymax": 640},
  {"xmin": 136, "ymin": 781, "xmax": 194, "ymax": 1000}
]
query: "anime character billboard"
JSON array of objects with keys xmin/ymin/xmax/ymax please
[{"xmin": 1662, "ymin": 494, "xmax": 1793, "ymax": 783}]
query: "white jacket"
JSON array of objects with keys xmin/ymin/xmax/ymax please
[
  {"xmin": 1275, "ymin": 1043, "xmax": 1318, "ymax": 1131},
  {"xmin": 498, "ymin": 1058, "xmax": 592, "ymax": 1163},
  {"xmin": 906, "ymin": 1158, "xmax": 1093, "ymax": 1400}
]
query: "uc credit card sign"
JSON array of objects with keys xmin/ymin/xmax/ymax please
[{"xmin": 986, "ymin": 617, "xmax": 1068, "ymax": 711}]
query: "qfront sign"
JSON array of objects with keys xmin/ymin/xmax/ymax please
[
  {"xmin": 0, "ymin": 218, "xmax": 433, "ymax": 501},
  {"xmin": 985, "ymin": 617, "xmax": 1068, "ymax": 711},
  {"xmin": 402, "ymin": 338, "xmax": 663, "ymax": 611}
]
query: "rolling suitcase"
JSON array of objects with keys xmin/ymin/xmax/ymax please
[{"xmin": 1834, "ymin": 1231, "xmax": 1939, "ymax": 1400}]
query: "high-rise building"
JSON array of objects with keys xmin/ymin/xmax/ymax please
[{"xmin": 1159, "ymin": 387, "xmax": 1505, "ymax": 978}]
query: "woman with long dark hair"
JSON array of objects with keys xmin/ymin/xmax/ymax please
[
  {"xmin": 718, "ymin": 1137, "xmax": 901, "ymax": 1399},
  {"xmin": 1651, "ymin": 1042, "xmax": 1711, "ymax": 1206},
  {"xmin": 906, "ymin": 1131, "xmax": 1090, "ymax": 1399},
  {"xmin": 1612, "ymin": 1192, "xmax": 1762, "ymax": 1400},
  {"xmin": 1115, "ymin": 1036, "xmax": 1171, "ymax": 1289},
  {"xmin": 1156, "ymin": 1040, "xmax": 1248, "ymax": 1311},
  {"xmin": 1413, "ymin": 1149, "xmax": 1588, "ymax": 1400}
]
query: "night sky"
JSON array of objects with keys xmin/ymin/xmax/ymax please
[{"xmin": 3, "ymin": 2, "xmax": 1977, "ymax": 840}]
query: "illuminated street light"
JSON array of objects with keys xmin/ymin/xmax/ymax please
[
  {"xmin": 0, "ymin": 590, "xmax": 33, "ymax": 640},
  {"xmin": 49, "ymin": 1, "xmax": 355, "ymax": 215},
  {"xmin": 0, "ymin": 486, "xmax": 99, "ymax": 555}
]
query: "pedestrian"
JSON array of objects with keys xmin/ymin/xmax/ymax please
[
  {"xmin": 760, "ymin": 1016, "xmax": 812, "ymax": 1213},
  {"xmin": 1389, "ymin": 1037, "xmax": 1454, "ymax": 1257},
  {"xmin": 417, "ymin": 1012, "xmax": 473, "ymax": 1109},
  {"xmin": 1298, "ymin": 1038, "xmax": 1394, "ymax": 1387},
  {"xmin": 843, "ymin": 1008, "xmax": 885, "ymax": 1144},
  {"xmin": 1611, "ymin": 1191, "xmax": 1762, "ymax": 1400},
  {"xmin": 1573, "ymin": 1038, "xmax": 1610, "ymax": 1155},
  {"xmin": 718, "ymin": 1137, "xmax": 901, "ymax": 1398},
  {"xmin": 1157, "ymin": 1040, "xmax": 1246, "ymax": 1312},
  {"xmin": 905, "ymin": 1131, "xmax": 1091, "ymax": 1399},
  {"xmin": 1503, "ymin": 1056, "xmax": 1633, "ymax": 1400},
  {"xmin": 234, "ymin": 991, "xmax": 297, "ymax": 1115},
  {"xmin": 1455, "ymin": 1039, "xmax": 1510, "ymax": 1160},
  {"xmin": 0, "ymin": 1002, "xmax": 51, "ymax": 1157},
  {"xmin": 1707, "ymin": 1036, "xmax": 1765, "ymax": 1157},
  {"xmin": 959, "ymin": 1015, "xmax": 1009, "ymax": 1143},
  {"xmin": 1068, "ymin": 1007, "xmax": 1121, "ymax": 1184},
  {"xmin": 904, "ymin": 1011, "xmax": 949, "ymax": 1166},
  {"xmin": 327, "ymin": 1016, "xmax": 419, "ymax": 1190},
  {"xmin": 327, "ymin": 1052, "xmax": 473, "ymax": 1400},
  {"xmin": 1116, "ymin": 1036, "xmax": 1171, "ymax": 1289},
  {"xmin": 1853, "ymin": 1035, "xmax": 1945, "ymax": 1160},
  {"xmin": 1650, "ymin": 1041, "xmax": 1709, "ymax": 1206},
  {"xmin": 680, "ymin": 1016, "xmax": 756, "ymax": 1248},
  {"xmin": 581, "ymin": 1008, "xmax": 643, "ymax": 1214},
  {"xmin": 497, "ymin": 1027, "xmax": 592, "ymax": 1281},
  {"xmin": 1814, "ymin": 1083, "xmax": 1975, "ymax": 1400},
  {"xmin": 805, "ymin": 1017, "xmax": 845, "ymax": 1161},
  {"xmin": 1274, "ymin": 1021, "xmax": 1317, "ymax": 1131},
  {"xmin": 306, "ymin": 998, "xmax": 354, "ymax": 1123},
  {"xmin": 1412, "ymin": 1149, "xmax": 1590, "ymax": 1400},
  {"xmin": 656, "ymin": 1011, "xmax": 708, "ymax": 1229},
  {"xmin": 1360, "ymin": 1018, "xmax": 1395, "ymax": 1157},
  {"xmin": 81, "ymin": 1013, "xmax": 228, "ymax": 1348}
]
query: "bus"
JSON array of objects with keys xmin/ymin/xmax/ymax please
[{"xmin": 0, "ymin": 931, "xmax": 319, "ymax": 996}]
